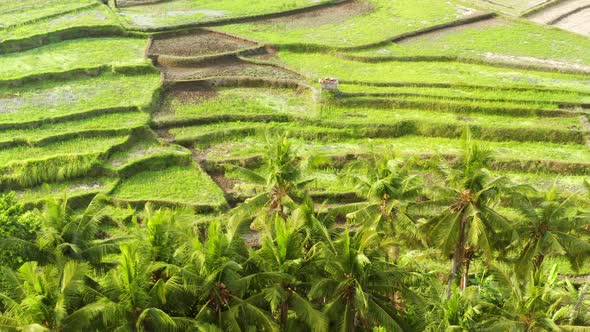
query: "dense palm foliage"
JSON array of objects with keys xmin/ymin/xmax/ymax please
[{"xmin": 1, "ymin": 135, "xmax": 589, "ymax": 331}]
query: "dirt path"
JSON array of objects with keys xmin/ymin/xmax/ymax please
[{"xmin": 527, "ymin": 0, "xmax": 590, "ymax": 35}]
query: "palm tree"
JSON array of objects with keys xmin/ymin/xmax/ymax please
[
  {"xmin": 308, "ymin": 227, "xmax": 422, "ymax": 331},
  {"xmin": 0, "ymin": 192, "xmax": 41, "ymax": 268},
  {"xmin": 0, "ymin": 261, "xmax": 104, "ymax": 331},
  {"xmin": 229, "ymin": 134, "xmax": 310, "ymax": 227},
  {"xmin": 512, "ymin": 188, "xmax": 590, "ymax": 279},
  {"xmin": 250, "ymin": 213, "xmax": 328, "ymax": 331},
  {"xmin": 96, "ymin": 244, "xmax": 191, "ymax": 331},
  {"xmin": 175, "ymin": 219, "xmax": 278, "ymax": 331},
  {"xmin": 2, "ymin": 195, "xmax": 127, "ymax": 270},
  {"xmin": 423, "ymin": 132, "xmax": 515, "ymax": 296},
  {"xmin": 481, "ymin": 263, "xmax": 575, "ymax": 331},
  {"xmin": 346, "ymin": 155, "xmax": 425, "ymax": 248}
]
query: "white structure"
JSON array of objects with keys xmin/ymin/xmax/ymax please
[{"xmin": 319, "ymin": 78, "xmax": 339, "ymax": 93}]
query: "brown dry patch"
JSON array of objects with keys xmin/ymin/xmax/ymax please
[
  {"xmin": 211, "ymin": 174, "xmax": 239, "ymax": 193},
  {"xmin": 154, "ymin": 85, "xmax": 217, "ymax": 119},
  {"xmin": 254, "ymin": 0, "xmax": 373, "ymax": 29},
  {"xmin": 149, "ymin": 30, "xmax": 257, "ymax": 57},
  {"xmin": 161, "ymin": 58, "xmax": 302, "ymax": 81},
  {"xmin": 398, "ymin": 17, "xmax": 505, "ymax": 44}
]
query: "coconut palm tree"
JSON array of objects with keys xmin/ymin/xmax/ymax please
[
  {"xmin": 346, "ymin": 155, "xmax": 425, "ymax": 247},
  {"xmin": 481, "ymin": 263, "xmax": 575, "ymax": 331},
  {"xmin": 0, "ymin": 260, "xmax": 104, "ymax": 331},
  {"xmin": 512, "ymin": 188, "xmax": 590, "ymax": 279},
  {"xmin": 229, "ymin": 134, "xmax": 311, "ymax": 227},
  {"xmin": 94, "ymin": 244, "xmax": 191, "ymax": 331},
  {"xmin": 250, "ymin": 213, "xmax": 328, "ymax": 331},
  {"xmin": 175, "ymin": 219, "xmax": 279, "ymax": 331},
  {"xmin": 2, "ymin": 195, "xmax": 127, "ymax": 270},
  {"xmin": 423, "ymin": 132, "xmax": 515, "ymax": 296},
  {"xmin": 308, "ymin": 227, "xmax": 422, "ymax": 331}
]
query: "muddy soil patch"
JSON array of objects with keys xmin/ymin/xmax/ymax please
[
  {"xmin": 254, "ymin": 0, "xmax": 373, "ymax": 30},
  {"xmin": 154, "ymin": 84, "xmax": 217, "ymax": 119},
  {"xmin": 161, "ymin": 58, "xmax": 302, "ymax": 81},
  {"xmin": 149, "ymin": 30, "xmax": 257, "ymax": 57}
]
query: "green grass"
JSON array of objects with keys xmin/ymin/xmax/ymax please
[
  {"xmin": 275, "ymin": 51, "xmax": 590, "ymax": 92},
  {"xmin": 0, "ymin": 5, "xmax": 121, "ymax": 41},
  {"xmin": 350, "ymin": 18, "xmax": 590, "ymax": 67},
  {"xmin": 496, "ymin": 171, "xmax": 589, "ymax": 193},
  {"xmin": 111, "ymin": 164, "xmax": 226, "ymax": 206},
  {"xmin": 106, "ymin": 139, "xmax": 191, "ymax": 171},
  {"xmin": 14, "ymin": 176, "xmax": 118, "ymax": 203},
  {"xmin": 0, "ymin": 111, "xmax": 149, "ymax": 145},
  {"xmin": 158, "ymin": 87, "xmax": 314, "ymax": 121},
  {"xmin": 117, "ymin": 0, "xmax": 333, "ymax": 29},
  {"xmin": 0, "ymin": 135, "xmax": 128, "ymax": 166},
  {"xmin": 216, "ymin": 0, "xmax": 474, "ymax": 48},
  {"xmin": 201, "ymin": 135, "xmax": 590, "ymax": 165},
  {"xmin": 318, "ymin": 105, "xmax": 582, "ymax": 131},
  {"xmin": 0, "ymin": 73, "xmax": 161, "ymax": 124},
  {"xmin": 339, "ymin": 84, "xmax": 590, "ymax": 104},
  {"xmin": 0, "ymin": 37, "xmax": 149, "ymax": 81},
  {"xmin": 0, "ymin": 0, "xmax": 95, "ymax": 29},
  {"xmin": 169, "ymin": 105, "xmax": 584, "ymax": 145}
]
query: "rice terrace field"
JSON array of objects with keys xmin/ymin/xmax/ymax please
[{"xmin": 0, "ymin": 0, "xmax": 590, "ymax": 330}]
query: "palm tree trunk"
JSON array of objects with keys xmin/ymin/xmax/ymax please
[
  {"xmin": 447, "ymin": 212, "xmax": 467, "ymax": 298},
  {"xmin": 533, "ymin": 254, "xmax": 545, "ymax": 273},
  {"xmin": 460, "ymin": 251, "xmax": 473, "ymax": 290},
  {"xmin": 280, "ymin": 301, "xmax": 289, "ymax": 328},
  {"xmin": 570, "ymin": 280, "xmax": 589, "ymax": 324}
]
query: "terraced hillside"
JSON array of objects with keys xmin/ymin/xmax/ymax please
[
  {"xmin": 1, "ymin": 1, "xmax": 590, "ymax": 330},
  {"xmin": 0, "ymin": 1, "xmax": 588, "ymax": 214}
]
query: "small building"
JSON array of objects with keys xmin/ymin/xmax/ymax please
[{"xmin": 319, "ymin": 78, "xmax": 339, "ymax": 93}]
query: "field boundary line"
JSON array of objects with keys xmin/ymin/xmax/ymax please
[
  {"xmin": 269, "ymin": 12, "xmax": 496, "ymax": 52},
  {"xmin": 0, "ymin": 106, "xmax": 140, "ymax": 130},
  {"xmin": 0, "ymin": 25, "xmax": 144, "ymax": 54},
  {"xmin": 0, "ymin": 126, "xmax": 142, "ymax": 149},
  {"xmin": 339, "ymin": 80, "xmax": 590, "ymax": 96},
  {"xmin": 336, "ymin": 53, "xmax": 590, "ymax": 75},
  {"xmin": 338, "ymin": 91, "xmax": 590, "ymax": 108},
  {"xmin": 0, "ymin": 63, "xmax": 157, "ymax": 87},
  {"xmin": 547, "ymin": 4, "xmax": 590, "ymax": 24},
  {"xmin": 521, "ymin": 0, "xmax": 566, "ymax": 16}
]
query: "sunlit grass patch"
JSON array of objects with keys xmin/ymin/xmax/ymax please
[
  {"xmin": 0, "ymin": 135, "xmax": 128, "ymax": 166},
  {"xmin": 15, "ymin": 176, "xmax": 118, "ymax": 203},
  {"xmin": 157, "ymin": 87, "xmax": 314, "ymax": 122},
  {"xmin": 350, "ymin": 19, "xmax": 590, "ymax": 67},
  {"xmin": 111, "ymin": 164, "xmax": 226, "ymax": 207},
  {"xmin": 0, "ymin": 73, "xmax": 161, "ymax": 124},
  {"xmin": 216, "ymin": 0, "xmax": 477, "ymax": 47},
  {"xmin": 0, "ymin": 0, "xmax": 95, "ymax": 29},
  {"xmin": 0, "ymin": 37, "xmax": 149, "ymax": 81},
  {"xmin": 0, "ymin": 5, "xmax": 122, "ymax": 42},
  {"xmin": 275, "ymin": 51, "xmax": 590, "ymax": 92},
  {"xmin": 117, "ymin": 0, "xmax": 334, "ymax": 29},
  {"xmin": 0, "ymin": 111, "xmax": 149, "ymax": 145}
]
